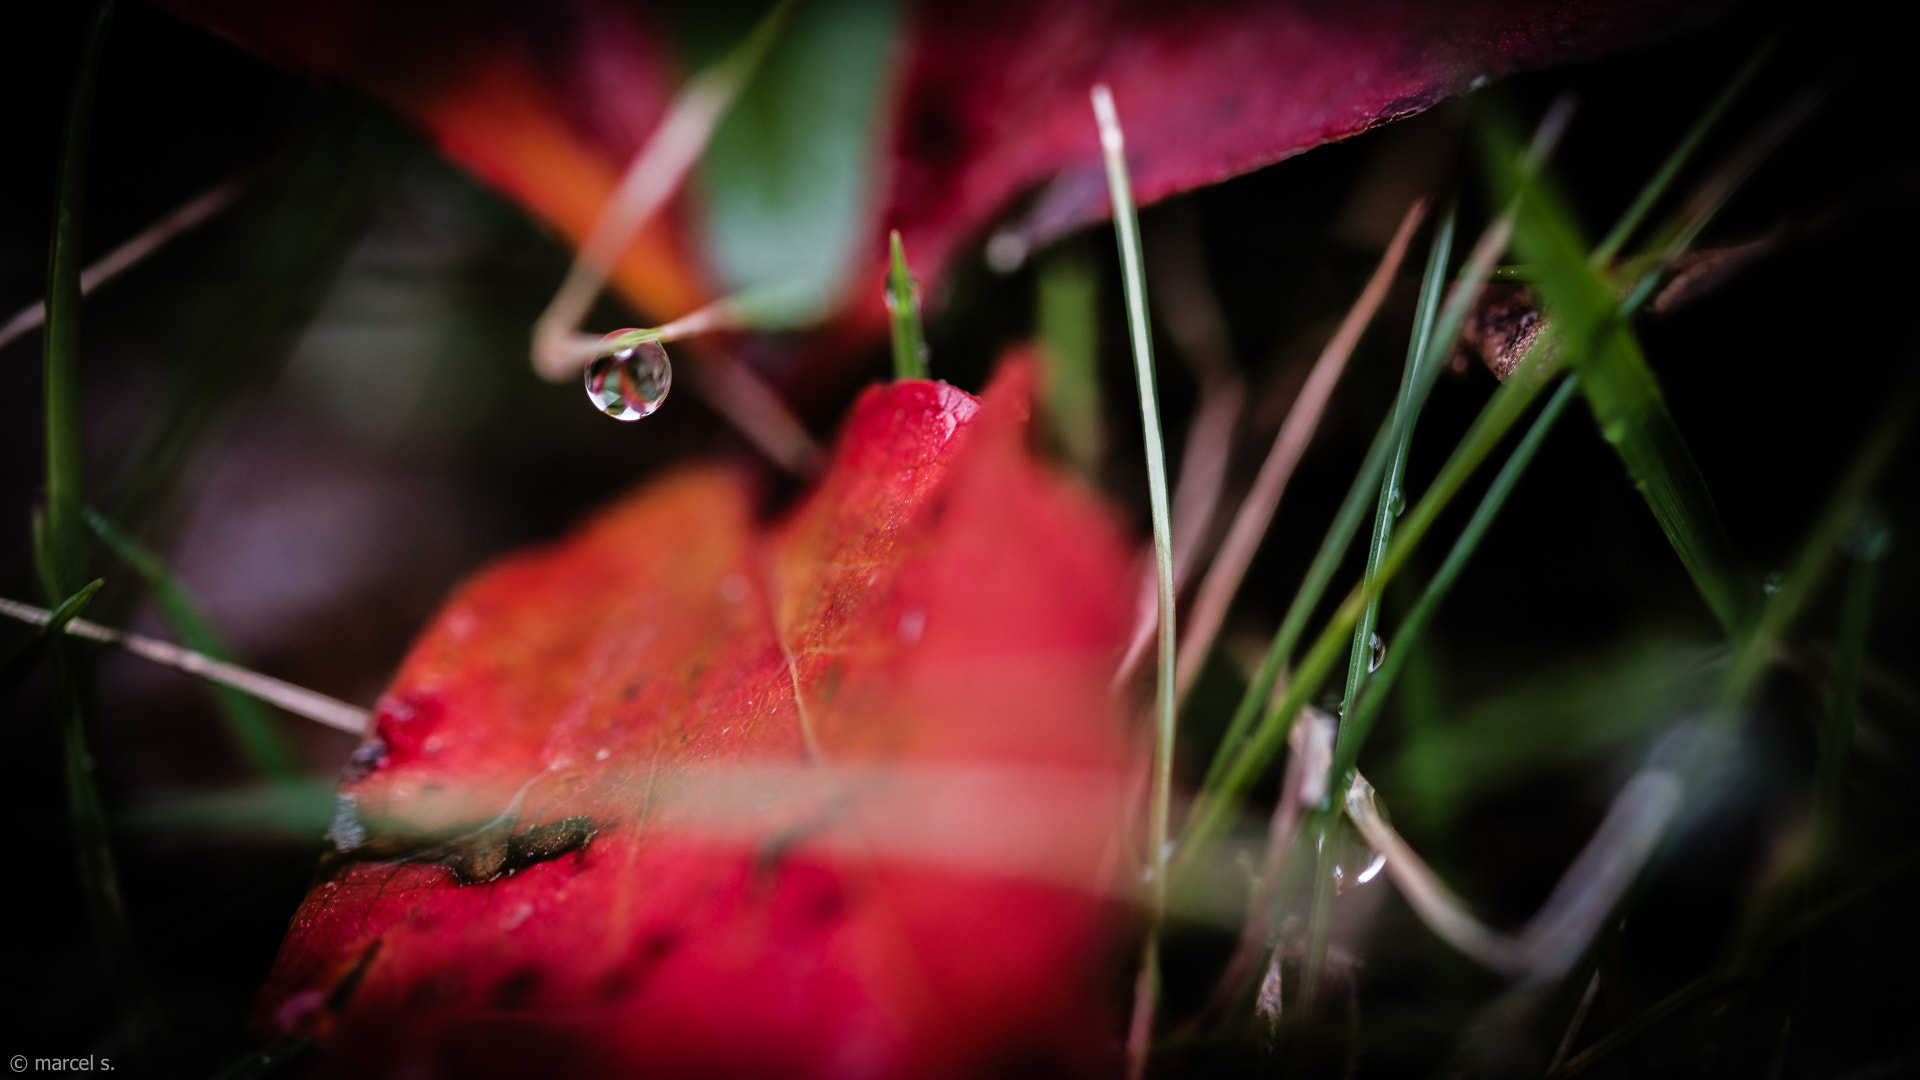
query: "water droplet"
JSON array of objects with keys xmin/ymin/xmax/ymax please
[
  {"xmin": 897, "ymin": 605, "xmax": 927, "ymax": 644},
  {"xmin": 1761, "ymin": 572, "xmax": 1782, "ymax": 597},
  {"xmin": 1357, "ymin": 850, "xmax": 1386, "ymax": 884},
  {"xmin": 584, "ymin": 331, "xmax": 671, "ymax": 421},
  {"xmin": 1368, "ymin": 632, "xmax": 1386, "ymax": 673},
  {"xmin": 1332, "ymin": 864, "xmax": 1346, "ymax": 893},
  {"xmin": 1386, "ymin": 486, "xmax": 1405, "ymax": 517},
  {"xmin": 327, "ymin": 793, "xmax": 367, "ymax": 851}
]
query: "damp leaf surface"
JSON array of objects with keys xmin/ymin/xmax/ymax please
[{"xmin": 258, "ymin": 358, "xmax": 1136, "ymax": 1079}]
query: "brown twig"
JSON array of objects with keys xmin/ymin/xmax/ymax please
[
  {"xmin": 0, "ymin": 169, "xmax": 254, "ymax": 354},
  {"xmin": 0, "ymin": 596, "xmax": 368, "ymax": 735}
]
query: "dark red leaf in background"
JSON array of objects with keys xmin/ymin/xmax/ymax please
[
  {"xmin": 258, "ymin": 357, "xmax": 1137, "ymax": 1077},
  {"xmin": 154, "ymin": 0, "xmax": 1722, "ymax": 342}
]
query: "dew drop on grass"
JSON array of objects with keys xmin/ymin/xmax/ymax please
[
  {"xmin": 1386, "ymin": 485, "xmax": 1405, "ymax": 517},
  {"xmin": 585, "ymin": 330, "xmax": 672, "ymax": 421},
  {"xmin": 1368, "ymin": 632, "xmax": 1386, "ymax": 673}
]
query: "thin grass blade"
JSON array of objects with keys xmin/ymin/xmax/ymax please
[
  {"xmin": 1180, "ymin": 336, "xmax": 1557, "ymax": 875},
  {"xmin": 37, "ymin": 0, "xmax": 165, "ymax": 1056},
  {"xmin": 1330, "ymin": 375, "xmax": 1581, "ymax": 784},
  {"xmin": 1338, "ymin": 200, "xmax": 1456, "ymax": 740},
  {"xmin": 1590, "ymin": 41, "xmax": 1774, "ymax": 266},
  {"xmin": 1093, "ymin": 83, "xmax": 1178, "ymax": 1080},
  {"xmin": 1199, "ymin": 204, "xmax": 1454, "ymax": 791},
  {"xmin": 1718, "ymin": 367, "xmax": 1918, "ymax": 709},
  {"xmin": 86, "ymin": 508, "xmax": 302, "ymax": 779},
  {"xmin": 886, "ymin": 230, "xmax": 929, "ymax": 380}
]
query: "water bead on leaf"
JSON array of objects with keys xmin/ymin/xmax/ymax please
[{"xmin": 584, "ymin": 331, "xmax": 671, "ymax": 421}]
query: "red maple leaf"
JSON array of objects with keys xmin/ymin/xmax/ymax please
[{"xmin": 257, "ymin": 358, "xmax": 1138, "ymax": 1077}]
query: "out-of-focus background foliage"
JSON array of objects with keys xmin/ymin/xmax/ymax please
[{"xmin": 2, "ymin": 0, "xmax": 1916, "ymax": 1074}]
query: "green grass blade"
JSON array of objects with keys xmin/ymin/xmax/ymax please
[
  {"xmin": 1483, "ymin": 114, "xmax": 1753, "ymax": 636},
  {"xmin": 886, "ymin": 229, "xmax": 929, "ymax": 380},
  {"xmin": 1306, "ymin": 203, "xmax": 1457, "ymax": 1006},
  {"xmin": 86, "ymin": 508, "xmax": 301, "ymax": 780},
  {"xmin": 1718, "ymin": 369, "xmax": 1917, "ymax": 710},
  {"xmin": 1811, "ymin": 513, "xmax": 1887, "ymax": 876},
  {"xmin": 1094, "ymin": 85, "xmax": 1177, "ymax": 1075},
  {"xmin": 1338, "ymin": 201, "xmax": 1457, "ymax": 740},
  {"xmin": 37, "ymin": 2, "xmax": 164, "ymax": 1056},
  {"xmin": 119, "ymin": 780, "xmax": 338, "ymax": 837},
  {"xmin": 1179, "ymin": 350, "xmax": 1556, "ymax": 875},
  {"xmin": 1590, "ymin": 41, "xmax": 1774, "ymax": 267},
  {"xmin": 1331, "ymin": 375, "xmax": 1580, "ymax": 786},
  {"xmin": 1036, "ymin": 248, "xmax": 1102, "ymax": 476},
  {"xmin": 1095, "ymin": 86, "xmax": 1178, "ymax": 914},
  {"xmin": 1199, "ymin": 206, "xmax": 1458, "ymax": 792},
  {"xmin": 43, "ymin": 577, "xmax": 106, "ymax": 636},
  {"xmin": 1, "ymin": 577, "xmax": 103, "ymax": 706},
  {"xmin": 42, "ymin": 4, "xmax": 111, "ymax": 599}
]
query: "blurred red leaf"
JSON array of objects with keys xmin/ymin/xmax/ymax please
[
  {"xmin": 258, "ymin": 357, "xmax": 1137, "ymax": 1078},
  {"xmin": 155, "ymin": 0, "xmax": 1721, "ymax": 341}
]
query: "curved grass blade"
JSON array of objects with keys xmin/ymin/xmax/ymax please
[
  {"xmin": 1481, "ymin": 113, "xmax": 1753, "ymax": 636},
  {"xmin": 86, "ymin": 508, "xmax": 302, "ymax": 779}
]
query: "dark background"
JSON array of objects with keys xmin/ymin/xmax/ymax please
[{"xmin": 2, "ymin": 0, "xmax": 1916, "ymax": 1075}]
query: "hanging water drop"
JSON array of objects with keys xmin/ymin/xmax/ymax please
[
  {"xmin": 1386, "ymin": 485, "xmax": 1405, "ymax": 517},
  {"xmin": 584, "ymin": 330, "xmax": 672, "ymax": 421},
  {"xmin": 1368, "ymin": 631, "xmax": 1386, "ymax": 673}
]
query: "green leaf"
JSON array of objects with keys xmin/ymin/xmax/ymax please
[{"xmin": 688, "ymin": 0, "xmax": 899, "ymax": 325}]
